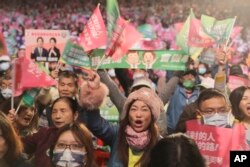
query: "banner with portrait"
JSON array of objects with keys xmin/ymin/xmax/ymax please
[
  {"xmin": 91, "ymin": 49, "xmax": 189, "ymax": 71},
  {"xmin": 25, "ymin": 29, "xmax": 70, "ymax": 62}
]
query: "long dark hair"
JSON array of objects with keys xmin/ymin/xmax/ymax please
[
  {"xmin": 117, "ymin": 100, "xmax": 158, "ymax": 167},
  {"xmin": 50, "ymin": 122, "xmax": 98, "ymax": 167},
  {"xmin": 230, "ymin": 86, "xmax": 250, "ymax": 121},
  {"xmin": 0, "ymin": 112, "xmax": 23, "ymax": 165}
]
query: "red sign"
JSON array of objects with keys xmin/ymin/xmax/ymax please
[{"xmin": 186, "ymin": 120, "xmax": 248, "ymax": 167}]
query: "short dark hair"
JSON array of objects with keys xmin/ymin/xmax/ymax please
[
  {"xmin": 148, "ymin": 133, "xmax": 206, "ymax": 167},
  {"xmin": 229, "ymin": 86, "xmax": 250, "ymax": 121},
  {"xmin": 58, "ymin": 70, "xmax": 78, "ymax": 88},
  {"xmin": 50, "ymin": 37, "xmax": 57, "ymax": 43},
  {"xmin": 197, "ymin": 88, "xmax": 226, "ymax": 109},
  {"xmin": 37, "ymin": 36, "xmax": 44, "ymax": 42}
]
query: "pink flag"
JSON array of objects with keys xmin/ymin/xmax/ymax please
[
  {"xmin": 188, "ymin": 18, "xmax": 214, "ymax": 47},
  {"xmin": 79, "ymin": 5, "xmax": 107, "ymax": 51},
  {"xmin": 105, "ymin": 17, "xmax": 142, "ymax": 61},
  {"xmin": 230, "ymin": 26, "xmax": 243, "ymax": 39},
  {"xmin": 14, "ymin": 57, "xmax": 57, "ymax": 96}
]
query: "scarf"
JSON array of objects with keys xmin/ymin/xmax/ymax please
[{"xmin": 125, "ymin": 125, "xmax": 150, "ymax": 151}]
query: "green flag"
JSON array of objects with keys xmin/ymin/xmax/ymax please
[
  {"xmin": 22, "ymin": 89, "xmax": 40, "ymax": 106},
  {"xmin": 107, "ymin": 0, "xmax": 120, "ymax": 39},
  {"xmin": 60, "ymin": 40, "xmax": 91, "ymax": 68},
  {"xmin": 176, "ymin": 9, "xmax": 203, "ymax": 57},
  {"xmin": 201, "ymin": 15, "xmax": 236, "ymax": 44}
]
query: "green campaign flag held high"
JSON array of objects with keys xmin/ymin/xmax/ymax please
[
  {"xmin": 176, "ymin": 9, "xmax": 203, "ymax": 56},
  {"xmin": 107, "ymin": 0, "xmax": 120, "ymax": 39},
  {"xmin": 60, "ymin": 40, "xmax": 91, "ymax": 68},
  {"xmin": 201, "ymin": 15, "xmax": 236, "ymax": 44},
  {"xmin": 22, "ymin": 89, "xmax": 40, "ymax": 106}
]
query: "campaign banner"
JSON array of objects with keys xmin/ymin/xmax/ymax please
[
  {"xmin": 186, "ymin": 120, "xmax": 248, "ymax": 167},
  {"xmin": 201, "ymin": 15, "xmax": 235, "ymax": 44},
  {"xmin": 228, "ymin": 75, "xmax": 250, "ymax": 91},
  {"xmin": 79, "ymin": 4, "xmax": 107, "ymax": 51},
  {"xmin": 60, "ymin": 40, "xmax": 91, "ymax": 68},
  {"xmin": 92, "ymin": 49, "xmax": 188, "ymax": 70},
  {"xmin": 25, "ymin": 29, "xmax": 70, "ymax": 62}
]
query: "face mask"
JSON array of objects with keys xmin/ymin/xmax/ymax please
[
  {"xmin": 1, "ymin": 88, "xmax": 12, "ymax": 99},
  {"xmin": 0, "ymin": 62, "xmax": 10, "ymax": 71},
  {"xmin": 182, "ymin": 80, "xmax": 195, "ymax": 89},
  {"xmin": 52, "ymin": 148, "xmax": 87, "ymax": 167},
  {"xmin": 198, "ymin": 67, "xmax": 206, "ymax": 75},
  {"xmin": 203, "ymin": 113, "xmax": 229, "ymax": 127}
]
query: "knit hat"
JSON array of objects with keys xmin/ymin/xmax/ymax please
[
  {"xmin": 131, "ymin": 77, "xmax": 154, "ymax": 90},
  {"xmin": 121, "ymin": 87, "xmax": 164, "ymax": 121}
]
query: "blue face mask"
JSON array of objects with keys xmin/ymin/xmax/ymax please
[
  {"xmin": 198, "ymin": 67, "xmax": 206, "ymax": 75},
  {"xmin": 52, "ymin": 148, "xmax": 87, "ymax": 167}
]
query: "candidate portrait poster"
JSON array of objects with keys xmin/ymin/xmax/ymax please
[{"xmin": 25, "ymin": 29, "xmax": 70, "ymax": 62}]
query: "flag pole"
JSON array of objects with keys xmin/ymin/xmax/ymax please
[
  {"xmin": 95, "ymin": 54, "xmax": 106, "ymax": 71},
  {"xmin": 224, "ymin": 16, "xmax": 237, "ymax": 51},
  {"xmin": 15, "ymin": 100, "xmax": 22, "ymax": 115},
  {"xmin": 11, "ymin": 59, "xmax": 16, "ymax": 110}
]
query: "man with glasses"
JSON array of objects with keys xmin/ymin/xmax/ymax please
[
  {"xmin": 176, "ymin": 88, "xmax": 233, "ymax": 132},
  {"xmin": 196, "ymin": 88, "xmax": 232, "ymax": 127}
]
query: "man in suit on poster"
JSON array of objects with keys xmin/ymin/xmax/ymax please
[{"xmin": 31, "ymin": 36, "xmax": 48, "ymax": 62}]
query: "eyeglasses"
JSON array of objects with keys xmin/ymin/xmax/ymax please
[
  {"xmin": 199, "ymin": 107, "xmax": 229, "ymax": 116},
  {"xmin": 55, "ymin": 142, "xmax": 84, "ymax": 151}
]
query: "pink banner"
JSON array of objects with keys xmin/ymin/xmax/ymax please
[
  {"xmin": 186, "ymin": 120, "xmax": 248, "ymax": 167},
  {"xmin": 14, "ymin": 57, "xmax": 57, "ymax": 96},
  {"xmin": 79, "ymin": 5, "xmax": 107, "ymax": 51},
  {"xmin": 105, "ymin": 17, "xmax": 142, "ymax": 61},
  {"xmin": 188, "ymin": 18, "xmax": 214, "ymax": 47}
]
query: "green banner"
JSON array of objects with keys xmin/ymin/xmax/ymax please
[
  {"xmin": 22, "ymin": 88, "xmax": 40, "ymax": 106},
  {"xmin": 91, "ymin": 49, "xmax": 188, "ymax": 71},
  {"xmin": 201, "ymin": 15, "xmax": 235, "ymax": 44},
  {"xmin": 60, "ymin": 41, "xmax": 91, "ymax": 68}
]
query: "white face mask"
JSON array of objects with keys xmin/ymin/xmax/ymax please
[
  {"xmin": 0, "ymin": 62, "xmax": 10, "ymax": 71},
  {"xmin": 203, "ymin": 113, "xmax": 230, "ymax": 127},
  {"xmin": 1, "ymin": 88, "xmax": 12, "ymax": 99}
]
